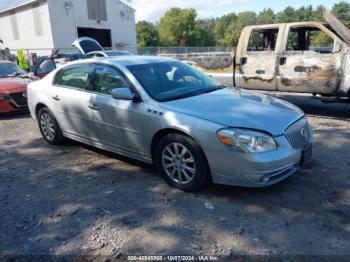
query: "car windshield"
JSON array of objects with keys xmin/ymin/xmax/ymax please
[
  {"xmin": 0, "ymin": 62, "xmax": 26, "ymax": 78},
  {"xmin": 128, "ymin": 61, "xmax": 222, "ymax": 102}
]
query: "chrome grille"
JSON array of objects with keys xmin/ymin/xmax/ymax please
[{"xmin": 284, "ymin": 118, "xmax": 312, "ymax": 149}]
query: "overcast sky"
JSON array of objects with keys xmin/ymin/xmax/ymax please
[{"xmin": 0, "ymin": 0, "xmax": 341, "ymax": 22}]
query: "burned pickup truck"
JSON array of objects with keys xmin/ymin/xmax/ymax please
[{"xmin": 210, "ymin": 8, "xmax": 350, "ymax": 100}]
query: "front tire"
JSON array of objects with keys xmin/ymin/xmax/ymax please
[
  {"xmin": 155, "ymin": 134, "xmax": 210, "ymax": 192},
  {"xmin": 38, "ymin": 107, "xmax": 64, "ymax": 145}
]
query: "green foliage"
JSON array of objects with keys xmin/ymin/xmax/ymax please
[
  {"xmin": 332, "ymin": 1, "xmax": 350, "ymax": 27},
  {"xmin": 194, "ymin": 19, "xmax": 216, "ymax": 46},
  {"xmin": 137, "ymin": 2, "xmax": 350, "ymax": 47},
  {"xmin": 136, "ymin": 21, "xmax": 159, "ymax": 47},
  {"xmin": 214, "ymin": 13, "xmax": 237, "ymax": 46},
  {"xmin": 258, "ymin": 8, "xmax": 276, "ymax": 24},
  {"xmin": 158, "ymin": 8, "xmax": 197, "ymax": 46},
  {"xmin": 224, "ymin": 12, "xmax": 257, "ymax": 46}
]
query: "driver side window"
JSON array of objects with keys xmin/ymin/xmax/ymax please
[{"xmin": 93, "ymin": 65, "xmax": 130, "ymax": 95}]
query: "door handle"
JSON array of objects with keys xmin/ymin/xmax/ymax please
[
  {"xmin": 88, "ymin": 104, "xmax": 100, "ymax": 111},
  {"xmin": 240, "ymin": 57, "xmax": 247, "ymax": 65},
  {"xmin": 52, "ymin": 95, "xmax": 60, "ymax": 101},
  {"xmin": 280, "ymin": 57, "xmax": 287, "ymax": 65}
]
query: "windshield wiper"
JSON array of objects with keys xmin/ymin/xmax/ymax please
[
  {"xmin": 164, "ymin": 86, "xmax": 226, "ymax": 102},
  {"xmin": 164, "ymin": 92, "xmax": 199, "ymax": 102},
  {"xmin": 4, "ymin": 72, "xmax": 22, "ymax": 77}
]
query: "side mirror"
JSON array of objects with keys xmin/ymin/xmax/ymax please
[{"xmin": 111, "ymin": 88, "xmax": 140, "ymax": 102}]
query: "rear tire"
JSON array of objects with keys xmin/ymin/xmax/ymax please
[
  {"xmin": 38, "ymin": 107, "xmax": 64, "ymax": 145},
  {"xmin": 155, "ymin": 133, "xmax": 210, "ymax": 192}
]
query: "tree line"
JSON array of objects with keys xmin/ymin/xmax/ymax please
[{"xmin": 136, "ymin": 1, "xmax": 350, "ymax": 47}]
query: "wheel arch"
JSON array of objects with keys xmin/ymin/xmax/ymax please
[
  {"xmin": 150, "ymin": 128, "xmax": 211, "ymax": 177},
  {"xmin": 35, "ymin": 103, "xmax": 48, "ymax": 118}
]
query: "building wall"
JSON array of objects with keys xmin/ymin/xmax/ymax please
[
  {"xmin": 48, "ymin": 0, "xmax": 137, "ymax": 52},
  {"xmin": 0, "ymin": 1, "xmax": 54, "ymax": 53}
]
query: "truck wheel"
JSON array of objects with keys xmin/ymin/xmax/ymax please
[{"xmin": 155, "ymin": 133, "xmax": 210, "ymax": 192}]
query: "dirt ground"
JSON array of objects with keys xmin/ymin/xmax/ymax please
[{"xmin": 0, "ymin": 92, "xmax": 349, "ymax": 259}]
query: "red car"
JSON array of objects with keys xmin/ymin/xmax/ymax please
[{"xmin": 0, "ymin": 60, "xmax": 36, "ymax": 114}]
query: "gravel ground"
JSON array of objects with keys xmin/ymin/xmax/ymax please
[{"xmin": 0, "ymin": 93, "xmax": 349, "ymax": 258}]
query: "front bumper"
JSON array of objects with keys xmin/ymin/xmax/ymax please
[
  {"xmin": 0, "ymin": 99, "xmax": 27, "ymax": 113},
  {"xmin": 0, "ymin": 93, "xmax": 28, "ymax": 114},
  {"xmin": 206, "ymin": 135, "xmax": 312, "ymax": 187}
]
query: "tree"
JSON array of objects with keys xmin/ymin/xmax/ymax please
[
  {"xmin": 159, "ymin": 8, "xmax": 197, "ymax": 46},
  {"xmin": 136, "ymin": 21, "xmax": 159, "ymax": 47},
  {"xmin": 214, "ymin": 13, "xmax": 237, "ymax": 45},
  {"xmin": 332, "ymin": 1, "xmax": 350, "ymax": 27},
  {"xmin": 135, "ymin": 1, "xmax": 350, "ymax": 48},
  {"xmin": 276, "ymin": 7, "xmax": 297, "ymax": 23},
  {"xmin": 224, "ymin": 12, "xmax": 257, "ymax": 46},
  {"xmin": 195, "ymin": 19, "xmax": 216, "ymax": 46},
  {"xmin": 258, "ymin": 8, "xmax": 275, "ymax": 24}
]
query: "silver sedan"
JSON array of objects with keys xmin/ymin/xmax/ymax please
[{"xmin": 27, "ymin": 56, "xmax": 312, "ymax": 192}]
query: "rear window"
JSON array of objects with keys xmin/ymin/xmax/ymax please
[
  {"xmin": 54, "ymin": 64, "xmax": 91, "ymax": 90},
  {"xmin": 79, "ymin": 40, "xmax": 103, "ymax": 53}
]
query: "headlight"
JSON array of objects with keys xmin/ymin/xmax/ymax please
[{"xmin": 217, "ymin": 128, "xmax": 277, "ymax": 153}]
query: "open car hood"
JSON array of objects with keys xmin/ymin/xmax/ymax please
[
  {"xmin": 322, "ymin": 6, "xmax": 350, "ymax": 46},
  {"xmin": 72, "ymin": 37, "xmax": 104, "ymax": 55}
]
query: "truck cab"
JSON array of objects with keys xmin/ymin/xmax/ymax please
[{"xmin": 232, "ymin": 8, "xmax": 350, "ymax": 98}]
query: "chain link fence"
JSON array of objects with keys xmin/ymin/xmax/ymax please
[{"xmin": 1, "ymin": 46, "xmax": 235, "ymax": 69}]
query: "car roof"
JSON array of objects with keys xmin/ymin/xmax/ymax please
[
  {"xmin": 109, "ymin": 56, "xmax": 177, "ymax": 66},
  {"xmin": 68, "ymin": 56, "xmax": 178, "ymax": 67}
]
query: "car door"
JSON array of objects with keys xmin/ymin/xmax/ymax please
[
  {"xmin": 277, "ymin": 24, "xmax": 343, "ymax": 94},
  {"xmin": 50, "ymin": 64, "xmax": 99, "ymax": 140},
  {"xmin": 236, "ymin": 25, "xmax": 284, "ymax": 91},
  {"xmin": 88, "ymin": 64, "xmax": 147, "ymax": 155}
]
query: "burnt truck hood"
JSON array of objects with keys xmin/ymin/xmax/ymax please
[
  {"xmin": 322, "ymin": 7, "xmax": 350, "ymax": 46},
  {"xmin": 160, "ymin": 88, "xmax": 304, "ymax": 136},
  {"xmin": 0, "ymin": 77, "xmax": 29, "ymax": 93}
]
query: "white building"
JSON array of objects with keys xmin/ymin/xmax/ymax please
[{"xmin": 0, "ymin": 0, "xmax": 136, "ymax": 54}]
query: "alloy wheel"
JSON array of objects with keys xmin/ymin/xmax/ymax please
[
  {"xmin": 161, "ymin": 143, "xmax": 196, "ymax": 184},
  {"xmin": 40, "ymin": 113, "xmax": 56, "ymax": 141}
]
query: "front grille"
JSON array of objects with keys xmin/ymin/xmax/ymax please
[
  {"xmin": 284, "ymin": 118, "xmax": 312, "ymax": 149},
  {"xmin": 8, "ymin": 92, "xmax": 27, "ymax": 107}
]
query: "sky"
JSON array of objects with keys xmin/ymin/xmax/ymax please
[{"xmin": 0, "ymin": 0, "xmax": 342, "ymax": 22}]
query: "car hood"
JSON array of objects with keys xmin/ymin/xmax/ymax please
[
  {"xmin": 160, "ymin": 88, "xmax": 304, "ymax": 136},
  {"xmin": 0, "ymin": 77, "xmax": 29, "ymax": 94}
]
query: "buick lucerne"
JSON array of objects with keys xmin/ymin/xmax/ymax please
[{"xmin": 27, "ymin": 56, "xmax": 312, "ymax": 192}]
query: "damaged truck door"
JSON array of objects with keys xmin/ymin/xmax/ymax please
[
  {"xmin": 277, "ymin": 23, "xmax": 343, "ymax": 94},
  {"xmin": 236, "ymin": 25, "xmax": 285, "ymax": 91},
  {"xmin": 226, "ymin": 8, "xmax": 350, "ymax": 100}
]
